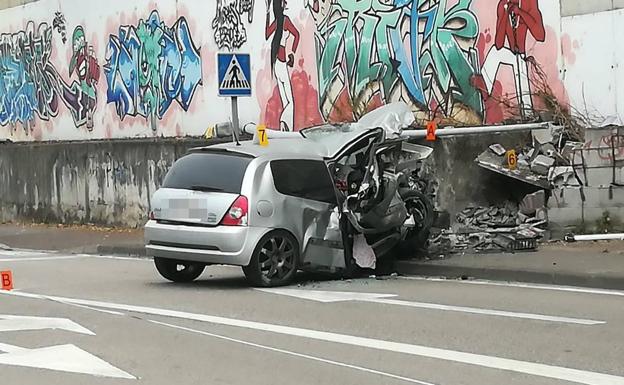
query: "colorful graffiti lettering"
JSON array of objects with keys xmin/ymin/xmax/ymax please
[
  {"xmin": 306, "ymin": 0, "xmax": 483, "ymax": 122},
  {"xmin": 0, "ymin": 22, "xmax": 60, "ymax": 132},
  {"xmin": 213, "ymin": 0, "xmax": 256, "ymax": 50},
  {"xmin": 419, "ymin": 0, "xmax": 482, "ymax": 117},
  {"xmin": 104, "ymin": 10, "xmax": 202, "ymax": 129},
  {"xmin": 0, "ymin": 21, "xmax": 100, "ymax": 132}
]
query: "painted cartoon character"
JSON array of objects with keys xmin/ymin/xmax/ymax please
[
  {"xmin": 472, "ymin": 0, "xmax": 545, "ymax": 118},
  {"xmin": 266, "ymin": 0, "xmax": 300, "ymax": 132},
  {"xmin": 62, "ymin": 26, "xmax": 100, "ymax": 129}
]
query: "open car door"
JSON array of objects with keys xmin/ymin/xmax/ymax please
[
  {"xmin": 296, "ymin": 127, "xmax": 386, "ymax": 273},
  {"xmin": 298, "ymin": 128, "xmax": 384, "ymax": 273}
]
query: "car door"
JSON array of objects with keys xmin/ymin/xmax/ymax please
[
  {"xmin": 326, "ymin": 128, "xmax": 386, "ymax": 207},
  {"xmin": 269, "ymin": 159, "xmax": 345, "ymax": 272}
]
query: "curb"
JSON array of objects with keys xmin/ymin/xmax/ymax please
[
  {"xmin": 0, "ymin": 243, "xmax": 12, "ymax": 251},
  {"xmin": 96, "ymin": 245, "xmax": 147, "ymax": 257},
  {"xmin": 396, "ymin": 261, "xmax": 624, "ymax": 290}
]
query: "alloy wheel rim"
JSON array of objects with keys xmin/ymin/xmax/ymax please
[
  {"xmin": 259, "ymin": 236, "xmax": 295, "ymax": 280},
  {"xmin": 406, "ymin": 196, "xmax": 428, "ymax": 230}
]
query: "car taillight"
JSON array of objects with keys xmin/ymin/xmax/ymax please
[{"xmin": 220, "ymin": 196, "xmax": 248, "ymax": 226}]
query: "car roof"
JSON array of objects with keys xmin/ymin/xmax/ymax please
[
  {"xmin": 193, "ymin": 137, "xmax": 329, "ymax": 160},
  {"xmin": 192, "ymin": 126, "xmax": 382, "ymax": 160}
]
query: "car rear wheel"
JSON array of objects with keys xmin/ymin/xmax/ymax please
[
  {"xmin": 154, "ymin": 257, "xmax": 205, "ymax": 283},
  {"xmin": 243, "ymin": 231, "xmax": 299, "ymax": 287}
]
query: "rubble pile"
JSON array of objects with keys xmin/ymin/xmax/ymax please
[{"xmin": 428, "ymin": 197, "xmax": 547, "ymax": 255}]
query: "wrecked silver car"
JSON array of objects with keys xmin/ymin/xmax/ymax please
[{"xmin": 145, "ymin": 103, "xmax": 434, "ymax": 287}]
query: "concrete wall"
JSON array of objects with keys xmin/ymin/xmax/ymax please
[
  {"xmin": 0, "ymin": 138, "xmax": 212, "ymax": 227},
  {"xmin": 560, "ymin": 8, "xmax": 624, "ymax": 123},
  {"xmin": 0, "ymin": 0, "xmax": 38, "ymax": 10},
  {"xmin": 560, "ymin": 0, "xmax": 624, "ymax": 17},
  {"xmin": 548, "ymin": 127, "xmax": 624, "ymax": 233},
  {"xmin": 0, "ymin": 133, "xmax": 529, "ymax": 227},
  {"xmin": 0, "ymin": 0, "xmax": 566, "ymax": 142}
]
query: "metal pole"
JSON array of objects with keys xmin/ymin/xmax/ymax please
[
  {"xmin": 401, "ymin": 122, "xmax": 552, "ymax": 139},
  {"xmin": 566, "ymin": 233, "xmax": 624, "ymax": 242},
  {"xmin": 231, "ymin": 97, "xmax": 241, "ymax": 145}
]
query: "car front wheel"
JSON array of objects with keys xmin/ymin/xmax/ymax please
[
  {"xmin": 154, "ymin": 257, "xmax": 205, "ymax": 283},
  {"xmin": 243, "ymin": 231, "xmax": 299, "ymax": 287}
]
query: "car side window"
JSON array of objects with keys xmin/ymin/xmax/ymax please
[{"xmin": 271, "ymin": 160, "xmax": 337, "ymax": 204}]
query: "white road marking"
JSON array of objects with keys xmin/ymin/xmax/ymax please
[
  {"xmin": 150, "ymin": 320, "xmax": 438, "ymax": 385},
  {"xmin": 0, "ymin": 249, "xmax": 50, "ymax": 256},
  {"xmin": 258, "ymin": 288, "xmax": 605, "ymax": 325},
  {"xmin": 3, "ymin": 290, "xmax": 623, "ymax": 385},
  {"xmin": 258, "ymin": 289, "xmax": 397, "ymax": 303},
  {"xmin": 399, "ymin": 276, "xmax": 624, "ymax": 297},
  {"xmin": 0, "ymin": 255, "xmax": 89, "ymax": 262},
  {"xmin": 0, "ymin": 343, "xmax": 136, "ymax": 379},
  {"xmin": 0, "ymin": 315, "xmax": 95, "ymax": 335},
  {"xmin": 0, "ymin": 250, "xmax": 149, "ymax": 263},
  {"xmin": 92, "ymin": 255, "xmax": 150, "ymax": 261},
  {"xmin": 0, "ymin": 342, "xmax": 27, "ymax": 353},
  {"xmin": 54, "ymin": 301, "xmax": 126, "ymax": 316}
]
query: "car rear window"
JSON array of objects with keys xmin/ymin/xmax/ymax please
[{"xmin": 162, "ymin": 152, "xmax": 252, "ymax": 194}]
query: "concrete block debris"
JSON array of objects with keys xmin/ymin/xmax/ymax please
[
  {"xmin": 531, "ymin": 155, "xmax": 556, "ymax": 175},
  {"xmin": 428, "ymin": 199, "xmax": 545, "ymax": 255},
  {"xmin": 489, "ymin": 144, "xmax": 507, "ymax": 156},
  {"xmin": 519, "ymin": 190, "xmax": 546, "ymax": 215}
]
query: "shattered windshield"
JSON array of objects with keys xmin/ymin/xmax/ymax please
[{"xmin": 300, "ymin": 123, "xmax": 357, "ymax": 139}]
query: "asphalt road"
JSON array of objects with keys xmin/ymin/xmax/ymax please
[{"xmin": 1, "ymin": 248, "xmax": 623, "ymax": 385}]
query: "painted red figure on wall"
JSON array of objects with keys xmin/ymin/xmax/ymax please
[
  {"xmin": 266, "ymin": 0, "xmax": 300, "ymax": 131},
  {"xmin": 473, "ymin": 0, "xmax": 545, "ymax": 119}
]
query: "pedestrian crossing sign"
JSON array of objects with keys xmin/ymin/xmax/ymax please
[{"xmin": 218, "ymin": 53, "xmax": 252, "ymax": 97}]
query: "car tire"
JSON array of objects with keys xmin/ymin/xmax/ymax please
[
  {"xmin": 243, "ymin": 230, "xmax": 299, "ymax": 287},
  {"xmin": 154, "ymin": 257, "xmax": 205, "ymax": 283}
]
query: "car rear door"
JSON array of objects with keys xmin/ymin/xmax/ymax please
[{"xmin": 269, "ymin": 159, "xmax": 345, "ymax": 272}]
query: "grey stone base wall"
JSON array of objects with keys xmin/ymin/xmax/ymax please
[{"xmin": 0, "ymin": 133, "xmax": 531, "ymax": 228}]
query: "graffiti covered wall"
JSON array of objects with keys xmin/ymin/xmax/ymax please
[{"xmin": 0, "ymin": 0, "xmax": 569, "ymax": 142}]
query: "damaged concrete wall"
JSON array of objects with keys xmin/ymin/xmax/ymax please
[
  {"xmin": 420, "ymin": 132, "xmax": 537, "ymax": 219},
  {"xmin": 0, "ymin": 138, "xmax": 213, "ymax": 227}
]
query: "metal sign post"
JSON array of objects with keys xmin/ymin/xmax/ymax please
[
  {"xmin": 231, "ymin": 97, "xmax": 240, "ymax": 145},
  {"xmin": 218, "ymin": 53, "xmax": 252, "ymax": 146}
]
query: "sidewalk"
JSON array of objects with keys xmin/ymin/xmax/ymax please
[
  {"xmin": 1, "ymin": 222, "xmax": 623, "ymax": 289},
  {"xmin": 397, "ymin": 241, "xmax": 624, "ymax": 290},
  {"xmin": 0, "ymin": 223, "xmax": 145, "ymax": 256}
]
